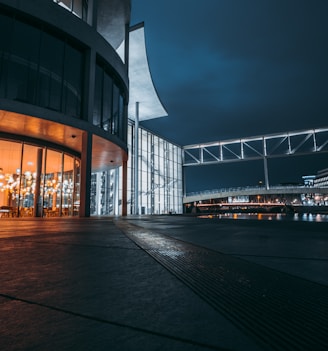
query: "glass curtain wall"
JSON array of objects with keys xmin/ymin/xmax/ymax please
[
  {"xmin": 124, "ymin": 121, "xmax": 183, "ymax": 215},
  {"xmin": 90, "ymin": 169, "xmax": 117, "ymax": 216},
  {"xmin": 0, "ymin": 139, "xmax": 80, "ymax": 217},
  {"xmin": 0, "ymin": 12, "xmax": 84, "ymax": 119},
  {"xmin": 93, "ymin": 61, "xmax": 126, "ymax": 142},
  {"xmin": 0, "ymin": 131, "xmax": 183, "ymax": 218},
  {"xmin": 53, "ymin": 0, "xmax": 89, "ymax": 21}
]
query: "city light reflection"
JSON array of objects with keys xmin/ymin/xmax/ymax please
[{"xmin": 198, "ymin": 213, "xmax": 328, "ymax": 222}]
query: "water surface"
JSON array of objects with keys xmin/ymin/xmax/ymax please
[{"xmin": 199, "ymin": 212, "xmax": 328, "ymax": 222}]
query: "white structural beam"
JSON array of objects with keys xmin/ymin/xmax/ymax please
[
  {"xmin": 183, "ymin": 127, "xmax": 328, "ymax": 166},
  {"xmin": 128, "ymin": 23, "xmax": 168, "ymax": 121}
]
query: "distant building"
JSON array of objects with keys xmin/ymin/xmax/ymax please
[
  {"xmin": 314, "ymin": 168, "xmax": 328, "ymax": 188},
  {"xmin": 302, "ymin": 175, "xmax": 316, "ymax": 186},
  {"xmin": 301, "ymin": 168, "xmax": 328, "ymax": 206}
]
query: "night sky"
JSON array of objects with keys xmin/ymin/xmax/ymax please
[{"xmin": 131, "ymin": 0, "xmax": 328, "ymax": 193}]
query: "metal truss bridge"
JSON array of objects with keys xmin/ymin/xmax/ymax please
[{"xmin": 183, "ymin": 127, "xmax": 328, "ymax": 190}]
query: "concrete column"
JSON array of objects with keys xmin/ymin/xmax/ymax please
[
  {"xmin": 33, "ymin": 148, "xmax": 43, "ymax": 217},
  {"xmin": 262, "ymin": 138, "xmax": 270, "ymax": 190},
  {"xmin": 79, "ymin": 131, "xmax": 92, "ymax": 217},
  {"xmin": 263, "ymin": 157, "xmax": 270, "ymax": 190},
  {"xmin": 59, "ymin": 151, "xmax": 64, "ymax": 216},
  {"xmin": 17, "ymin": 143, "xmax": 24, "ymax": 217},
  {"xmin": 134, "ymin": 102, "xmax": 139, "ymax": 215},
  {"xmin": 122, "ymin": 160, "xmax": 127, "ymax": 216},
  {"xmin": 87, "ymin": 0, "xmax": 97, "ymax": 27}
]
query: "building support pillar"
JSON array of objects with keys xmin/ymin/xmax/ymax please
[
  {"xmin": 33, "ymin": 148, "xmax": 43, "ymax": 217},
  {"xmin": 134, "ymin": 101, "xmax": 139, "ymax": 215},
  {"xmin": 80, "ymin": 131, "xmax": 92, "ymax": 217},
  {"xmin": 263, "ymin": 157, "xmax": 270, "ymax": 190},
  {"xmin": 262, "ymin": 137, "xmax": 270, "ymax": 190},
  {"xmin": 122, "ymin": 160, "xmax": 127, "ymax": 216}
]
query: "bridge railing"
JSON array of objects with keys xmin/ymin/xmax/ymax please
[{"xmin": 184, "ymin": 185, "xmax": 322, "ymax": 198}]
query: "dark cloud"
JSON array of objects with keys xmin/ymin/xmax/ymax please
[{"xmin": 131, "ymin": 0, "xmax": 328, "ymax": 191}]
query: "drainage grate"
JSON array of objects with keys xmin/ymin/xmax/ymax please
[{"xmin": 117, "ymin": 221, "xmax": 328, "ymax": 351}]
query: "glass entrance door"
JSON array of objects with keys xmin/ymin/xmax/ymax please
[{"xmin": 0, "ymin": 139, "xmax": 79, "ymax": 217}]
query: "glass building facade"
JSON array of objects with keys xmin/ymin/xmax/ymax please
[
  {"xmin": 0, "ymin": 139, "xmax": 80, "ymax": 217},
  {"xmin": 0, "ymin": 0, "xmax": 183, "ymax": 218},
  {"xmin": 0, "ymin": 10, "xmax": 127, "ymax": 141},
  {"xmin": 0, "ymin": 12, "xmax": 84, "ymax": 119},
  {"xmin": 93, "ymin": 60, "xmax": 126, "ymax": 140},
  {"xmin": 89, "ymin": 122, "xmax": 184, "ymax": 216},
  {"xmin": 126, "ymin": 121, "xmax": 183, "ymax": 215},
  {"xmin": 53, "ymin": 0, "xmax": 88, "ymax": 20},
  {"xmin": 0, "ymin": 0, "xmax": 130, "ymax": 217}
]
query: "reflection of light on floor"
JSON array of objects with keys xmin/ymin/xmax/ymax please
[{"xmin": 159, "ymin": 249, "xmax": 184, "ymax": 259}]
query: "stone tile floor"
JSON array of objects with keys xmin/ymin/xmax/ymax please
[{"xmin": 1, "ymin": 216, "xmax": 327, "ymax": 350}]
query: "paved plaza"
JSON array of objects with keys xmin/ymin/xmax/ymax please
[{"xmin": 1, "ymin": 216, "xmax": 328, "ymax": 350}]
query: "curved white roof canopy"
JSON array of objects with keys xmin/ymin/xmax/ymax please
[{"xmin": 128, "ymin": 24, "xmax": 168, "ymax": 121}]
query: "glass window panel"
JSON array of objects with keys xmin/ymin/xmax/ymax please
[
  {"xmin": 103, "ymin": 72, "xmax": 113, "ymax": 131},
  {"xmin": 119, "ymin": 94, "xmax": 124, "ymax": 137},
  {"xmin": 141, "ymin": 130, "xmax": 147, "ymax": 150},
  {"xmin": 73, "ymin": 0, "xmax": 83, "ymax": 18},
  {"xmin": 0, "ymin": 13, "xmax": 13, "ymax": 98},
  {"xmin": 54, "ymin": 1, "xmax": 88, "ymax": 21},
  {"xmin": 63, "ymin": 44, "xmax": 83, "ymax": 117},
  {"xmin": 0, "ymin": 13, "xmax": 12, "ymax": 54},
  {"xmin": 62, "ymin": 154, "xmax": 74, "ymax": 215},
  {"xmin": 159, "ymin": 142, "xmax": 164, "ymax": 157},
  {"xmin": 20, "ymin": 144, "xmax": 39, "ymax": 216},
  {"xmin": 93, "ymin": 65, "xmax": 102, "ymax": 127},
  {"xmin": 7, "ymin": 20, "xmax": 41, "ymax": 103},
  {"xmin": 44, "ymin": 149, "xmax": 62, "ymax": 216},
  {"xmin": 39, "ymin": 32, "xmax": 64, "ymax": 111},
  {"xmin": 11, "ymin": 20, "xmax": 40, "ymax": 65},
  {"xmin": 73, "ymin": 158, "xmax": 80, "ymax": 215},
  {"xmin": 57, "ymin": 0, "xmax": 72, "ymax": 11},
  {"xmin": 82, "ymin": 0, "xmax": 88, "ymax": 20},
  {"xmin": 0, "ymin": 140, "xmax": 22, "ymax": 217},
  {"xmin": 112, "ymin": 84, "xmax": 119, "ymax": 135},
  {"xmin": 7, "ymin": 60, "xmax": 28, "ymax": 101},
  {"xmin": 153, "ymin": 137, "xmax": 159, "ymax": 155}
]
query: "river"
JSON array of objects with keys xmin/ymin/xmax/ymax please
[{"xmin": 199, "ymin": 212, "xmax": 328, "ymax": 222}]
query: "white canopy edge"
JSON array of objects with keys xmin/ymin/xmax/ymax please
[{"xmin": 128, "ymin": 24, "xmax": 168, "ymax": 121}]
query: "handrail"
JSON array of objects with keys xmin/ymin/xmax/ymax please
[{"xmin": 185, "ymin": 185, "xmax": 328, "ymax": 198}]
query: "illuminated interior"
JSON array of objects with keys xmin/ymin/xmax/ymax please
[
  {"xmin": 0, "ymin": 139, "xmax": 80, "ymax": 217},
  {"xmin": 125, "ymin": 121, "xmax": 183, "ymax": 215}
]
